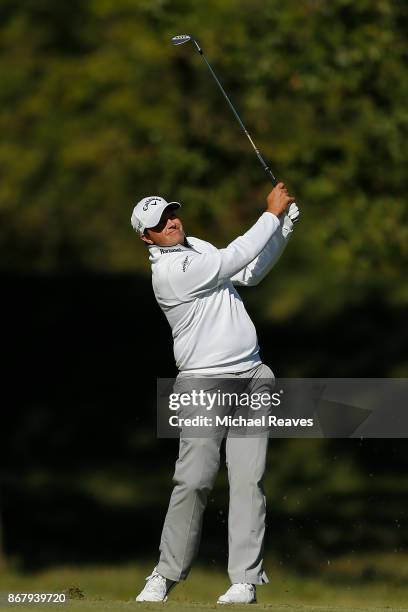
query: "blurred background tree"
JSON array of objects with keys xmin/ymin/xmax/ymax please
[
  {"xmin": 0, "ymin": 503, "xmax": 5, "ymax": 569},
  {"xmin": 1, "ymin": 0, "xmax": 407, "ymax": 571},
  {"xmin": 1, "ymin": 0, "xmax": 407, "ymax": 317}
]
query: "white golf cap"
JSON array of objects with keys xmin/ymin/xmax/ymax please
[{"xmin": 130, "ymin": 196, "xmax": 181, "ymax": 235}]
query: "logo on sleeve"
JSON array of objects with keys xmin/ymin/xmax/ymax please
[{"xmin": 182, "ymin": 256, "xmax": 191, "ymax": 272}]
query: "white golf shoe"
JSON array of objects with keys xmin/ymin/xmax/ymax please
[
  {"xmin": 135, "ymin": 566, "xmax": 175, "ymax": 602},
  {"xmin": 217, "ymin": 582, "xmax": 257, "ymax": 604}
]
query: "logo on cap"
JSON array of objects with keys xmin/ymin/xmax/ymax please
[{"xmin": 143, "ymin": 197, "xmax": 160, "ymax": 211}]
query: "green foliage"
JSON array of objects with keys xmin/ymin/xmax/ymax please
[{"xmin": 0, "ymin": 0, "xmax": 407, "ymax": 314}]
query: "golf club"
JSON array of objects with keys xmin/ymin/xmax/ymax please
[{"xmin": 171, "ymin": 34, "xmax": 282, "ymax": 188}]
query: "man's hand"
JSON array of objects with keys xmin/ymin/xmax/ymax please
[
  {"xmin": 266, "ymin": 182, "xmax": 295, "ymax": 217},
  {"xmin": 287, "ymin": 202, "xmax": 300, "ymax": 224},
  {"xmin": 282, "ymin": 203, "xmax": 301, "ymax": 238}
]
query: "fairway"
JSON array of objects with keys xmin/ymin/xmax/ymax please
[
  {"xmin": 1, "ymin": 559, "xmax": 408, "ymax": 612},
  {"xmin": 1, "ymin": 603, "xmax": 407, "ymax": 612}
]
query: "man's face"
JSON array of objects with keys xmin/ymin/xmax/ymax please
[{"xmin": 141, "ymin": 206, "xmax": 185, "ymax": 247}]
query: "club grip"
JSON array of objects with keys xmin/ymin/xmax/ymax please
[{"xmin": 264, "ymin": 166, "xmax": 278, "ymax": 186}]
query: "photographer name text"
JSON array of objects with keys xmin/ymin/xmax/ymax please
[{"xmin": 168, "ymin": 415, "xmax": 314, "ymax": 427}]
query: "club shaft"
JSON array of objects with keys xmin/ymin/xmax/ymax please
[{"xmin": 197, "ymin": 47, "xmax": 278, "ymax": 186}]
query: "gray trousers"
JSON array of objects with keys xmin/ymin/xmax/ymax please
[{"xmin": 156, "ymin": 363, "xmax": 273, "ymax": 584}]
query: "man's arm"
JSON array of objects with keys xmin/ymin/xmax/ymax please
[
  {"xmin": 231, "ymin": 204, "xmax": 299, "ymax": 287},
  {"xmin": 168, "ymin": 184, "xmax": 295, "ymax": 302}
]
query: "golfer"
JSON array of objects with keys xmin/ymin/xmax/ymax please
[{"xmin": 132, "ymin": 183, "xmax": 299, "ymax": 604}]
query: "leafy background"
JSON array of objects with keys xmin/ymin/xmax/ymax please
[{"xmin": 1, "ymin": 0, "xmax": 407, "ymax": 576}]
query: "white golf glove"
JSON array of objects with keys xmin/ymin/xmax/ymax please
[{"xmin": 282, "ymin": 202, "xmax": 300, "ymax": 238}]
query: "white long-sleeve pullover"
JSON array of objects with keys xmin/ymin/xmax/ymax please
[{"xmin": 148, "ymin": 211, "xmax": 292, "ymax": 374}]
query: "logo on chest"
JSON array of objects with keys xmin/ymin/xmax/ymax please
[{"xmin": 182, "ymin": 256, "xmax": 191, "ymax": 272}]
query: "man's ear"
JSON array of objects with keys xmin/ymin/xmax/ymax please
[{"xmin": 140, "ymin": 232, "xmax": 154, "ymax": 245}]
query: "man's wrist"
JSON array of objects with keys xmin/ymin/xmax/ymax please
[{"xmin": 264, "ymin": 210, "xmax": 280, "ymax": 222}]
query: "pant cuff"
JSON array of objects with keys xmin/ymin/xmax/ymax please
[
  {"xmin": 228, "ymin": 569, "xmax": 269, "ymax": 585},
  {"xmin": 156, "ymin": 562, "xmax": 183, "ymax": 583}
]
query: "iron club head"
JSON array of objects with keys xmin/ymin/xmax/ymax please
[
  {"xmin": 171, "ymin": 34, "xmax": 192, "ymax": 46},
  {"xmin": 171, "ymin": 34, "xmax": 202, "ymax": 54}
]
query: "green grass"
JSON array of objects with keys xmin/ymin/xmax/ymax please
[
  {"xmin": 1, "ymin": 554, "xmax": 408, "ymax": 612},
  {"xmin": 0, "ymin": 605, "xmax": 406, "ymax": 612}
]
